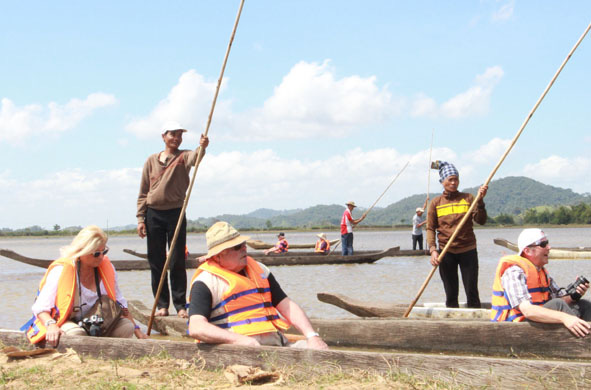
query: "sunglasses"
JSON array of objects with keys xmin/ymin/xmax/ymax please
[
  {"xmin": 93, "ymin": 247, "xmax": 109, "ymax": 258},
  {"xmin": 231, "ymin": 242, "xmax": 245, "ymax": 251},
  {"xmin": 528, "ymin": 239, "xmax": 549, "ymax": 249}
]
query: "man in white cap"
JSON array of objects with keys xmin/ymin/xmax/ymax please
[
  {"xmin": 187, "ymin": 221, "xmax": 328, "ymax": 349},
  {"xmin": 412, "ymin": 201, "xmax": 427, "ymax": 251},
  {"xmin": 136, "ymin": 121, "xmax": 209, "ymax": 318},
  {"xmin": 340, "ymin": 201, "xmax": 366, "ymax": 256},
  {"xmin": 490, "ymin": 228, "xmax": 591, "ymax": 337}
]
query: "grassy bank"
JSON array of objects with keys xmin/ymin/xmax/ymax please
[{"xmin": 0, "ymin": 345, "xmax": 464, "ymax": 389}]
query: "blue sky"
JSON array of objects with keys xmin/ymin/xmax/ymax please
[{"xmin": 1, "ymin": 1, "xmax": 590, "ymax": 229}]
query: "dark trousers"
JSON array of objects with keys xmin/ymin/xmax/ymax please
[
  {"xmin": 543, "ymin": 298, "xmax": 591, "ymax": 321},
  {"xmin": 146, "ymin": 207, "xmax": 187, "ymax": 311},
  {"xmin": 438, "ymin": 248, "xmax": 481, "ymax": 308},
  {"xmin": 341, "ymin": 233, "xmax": 354, "ymax": 256},
  {"xmin": 412, "ymin": 234, "xmax": 423, "ymax": 250}
]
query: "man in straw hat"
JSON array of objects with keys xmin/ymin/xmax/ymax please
[
  {"xmin": 490, "ymin": 228, "xmax": 591, "ymax": 337},
  {"xmin": 427, "ymin": 161, "xmax": 487, "ymax": 308},
  {"xmin": 187, "ymin": 221, "xmax": 328, "ymax": 349},
  {"xmin": 136, "ymin": 120, "xmax": 209, "ymax": 318},
  {"xmin": 315, "ymin": 233, "xmax": 330, "ymax": 254},
  {"xmin": 340, "ymin": 201, "xmax": 366, "ymax": 256}
]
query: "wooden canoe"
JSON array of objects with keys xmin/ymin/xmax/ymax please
[
  {"xmin": 246, "ymin": 238, "xmax": 340, "ymax": 250},
  {"xmin": 494, "ymin": 238, "xmax": 591, "ymax": 259},
  {"xmin": 2, "ymin": 330, "xmax": 590, "ymax": 388},
  {"xmin": 0, "ymin": 246, "xmax": 400, "ymax": 271},
  {"xmin": 128, "ymin": 300, "xmax": 591, "ymax": 360},
  {"xmin": 317, "ymin": 292, "xmax": 492, "ymax": 319}
]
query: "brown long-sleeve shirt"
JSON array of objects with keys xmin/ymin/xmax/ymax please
[
  {"xmin": 136, "ymin": 147, "xmax": 205, "ymax": 223},
  {"xmin": 426, "ymin": 191, "xmax": 487, "ymax": 254}
]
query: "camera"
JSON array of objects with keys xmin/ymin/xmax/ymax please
[
  {"xmin": 79, "ymin": 314, "xmax": 104, "ymax": 336},
  {"xmin": 565, "ymin": 276, "xmax": 589, "ymax": 301}
]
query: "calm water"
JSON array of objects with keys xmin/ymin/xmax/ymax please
[{"xmin": 2, "ymin": 227, "xmax": 590, "ymax": 330}]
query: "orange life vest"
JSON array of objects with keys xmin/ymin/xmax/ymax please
[
  {"xmin": 315, "ymin": 239, "xmax": 330, "ymax": 253},
  {"xmin": 22, "ymin": 256, "xmax": 117, "ymax": 344},
  {"xmin": 189, "ymin": 256, "xmax": 290, "ymax": 336},
  {"xmin": 490, "ymin": 254, "xmax": 550, "ymax": 322},
  {"xmin": 274, "ymin": 238, "xmax": 289, "ymax": 253}
]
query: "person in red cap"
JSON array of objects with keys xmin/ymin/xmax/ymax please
[{"xmin": 136, "ymin": 121, "xmax": 209, "ymax": 318}]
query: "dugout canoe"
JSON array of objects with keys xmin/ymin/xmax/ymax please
[
  {"xmin": 2, "ymin": 330, "xmax": 590, "ymax": 388},
  {"xmin": 317, "ymin": 292, "xmax": 492, "ymax": 319},
  {"xmin": 494, "ymin": 238, "xmax": 591, "ymax": 259},
  {"xmin": 127, "ymin": 300, "xmax": 591, "ymax": 360},
  {"xmin": 0, "ymin": 246, "xmax": 400, "ymax": 271},
  {"xmin": 246, "ymin": 238, "xmax": 340, "ymax": 250}
]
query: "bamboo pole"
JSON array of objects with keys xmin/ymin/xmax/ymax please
[
  {"xmin": 404, "ymin": 22, "xmax": 591, "ymax": 318},
  {"xmin": 422, "ymin": 130, "xmax": 434, "ymax": 249},
  {"xmin": 148, "ymin": 0, "xmax": 246, "ymax": 335}
]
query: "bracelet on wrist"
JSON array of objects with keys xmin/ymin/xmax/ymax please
[
  {"xmin": 134, "ymin": 325, "xmax": 140, "ymax": 330},
  {"xmin": 305, "ymin": 331, "xmax": 319, "ymax": 339}
]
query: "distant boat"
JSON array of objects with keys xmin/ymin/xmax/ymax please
[
  {"xmin": 0, "ymin": 246, "xmax": 401, "ymax": 270},
  {"xmin": 245, "ymin": 238, "xmax": 340, "ymax": 250},
  {"xmin": 493, "ymin": 238, "xmax": 591, "ymax": 259}
]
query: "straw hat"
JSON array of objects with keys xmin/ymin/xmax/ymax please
[
  {"xmin": 317, "ymin": 233, "xmax": 327, "ymax": 240},
  {"xmin": 345, "ymin": 201, "xmax": 357, "ymax": 207},
  {"xmin": 203, "ymin": 221, "xmax": 250, "ymax": 260}
]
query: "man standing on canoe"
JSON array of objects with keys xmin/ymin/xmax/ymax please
[
  {"xmin": 136, "ymin": 121, "xmax": 209, "ymax": 318},
  {"xmin": 187, "ymin": 221, "xmax": 328, "ymax": 349},
  {"xmin": 427, "ymin": 161, "xmax": 487, "ymax": 308},
  {"xmin": 341, "ymin": 201, "xmax": 366, "ymax": 256},
  {"xmin": 412, "ymin": 203, "xmax": 427, "ymax": 251},
  {"xmin": 491, "ymin": 228, "xmax": 591, "ymax": 337}
]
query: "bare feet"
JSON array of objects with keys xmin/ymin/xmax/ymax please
[
  {"xmin": 177, "ymin": 309, "xmax": 188, "ymax": 318},
  {"xmin": 155, "ymin": 308, "xmax": 169, "ymax": 317}
]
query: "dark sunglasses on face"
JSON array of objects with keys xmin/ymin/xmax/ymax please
[
  {"xmin": 93, "ymin": 247, "xmax": 109, "ymax": 258},
  {"xmin": 231, "ymin": 242, "xmax": 245, "ymax": 251},
  {"xmin": 529, "ymin": 239, "xmax": 549, "ymax": 249}
]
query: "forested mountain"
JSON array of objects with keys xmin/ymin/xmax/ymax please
[{"xmin": 184, "ymin": 176, "xmax": 590, "ymax": 230}]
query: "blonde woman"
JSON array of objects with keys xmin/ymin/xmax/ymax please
[{"xmin": 23, "ymin": 225, "xmax": 147, "ymax": 346}]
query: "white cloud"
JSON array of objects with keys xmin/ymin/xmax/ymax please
[
  {"xmin": 230, "ymin": 60, "xmax": 396, "ymax": 140},
  {"xmin": 440, "ymin": 66, "xmax": 504, "ymax": 118},
  {"xmin": 492, "ymin": 1, "xmax": 515, "ymax": 22},
  {"xmin": 409, "ymin": 66, "xmax": 504, "ymax": 119},
  {"xmin": 523, "ymin": 156, "xmax": 591, "ymax": 184},
  {"xmin": 0, "ymin": 93, "xmax": 117, "ymax": 145},
  {"xmin": 465, "ymin": 137, "xmax": 511, "ymax": 164},
  {"xmin": 125, "ymin": 70, "xmax": 231, "ymax": 141}
]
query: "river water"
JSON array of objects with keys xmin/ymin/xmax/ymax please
[{"xmin": 2, "ymin": 227, "xmax": 590, "ymax": 330}]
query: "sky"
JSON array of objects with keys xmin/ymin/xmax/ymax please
[{"xmin": 1, "ymin": 1, "xmax": 590, "ymax": 230}]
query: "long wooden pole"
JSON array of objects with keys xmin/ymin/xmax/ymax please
[
  {"xmin": 148, "ymin": 0, "xmax": 246, "ymax": 334},
  {"xmin": 422, "ymin": 130, "xmax": 434, "ymax": 249},
  {"xmin": 403, "ymin": 22, "xmax": 591, "ymax": 318}
]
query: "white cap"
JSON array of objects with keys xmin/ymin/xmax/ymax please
[
  {"xmin": 162, "ymin": 120, "xmax": 188, "ymax": 133},
  {"xmin": 517, "ymin": 228, "xmax": 547, "ymax": 255},
  {"xmin": 416, "ymin": 207, "xmax": 424, "ymax": 213}
]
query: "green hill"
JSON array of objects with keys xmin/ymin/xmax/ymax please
[{"xmin": 187, "ymin": 176, "xmax": 590, "ymax": 230}]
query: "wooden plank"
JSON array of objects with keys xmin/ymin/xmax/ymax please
[
  {"xmin": 1, "ymin": 329, "xmax": 590, "ymax": 388},
  {"xmin": 128, "ymin": 300, "xmax": 591, "ymax": 360}
]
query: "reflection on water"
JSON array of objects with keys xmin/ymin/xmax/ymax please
[{"xmin": 2, "ymin": 227, "xmax": 591, "ymax": 330}]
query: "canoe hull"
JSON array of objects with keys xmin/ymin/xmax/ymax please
[{"xmin": 494, "ymin": 238, "xmax": 591, "ymax": 259}]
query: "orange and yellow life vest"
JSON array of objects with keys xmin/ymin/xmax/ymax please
[
  {"xmin": 315, "ymin": 239, "xmax": 330, "ymax": 253},
  {"xmin": 490, "ymin": 254, "xmax": 550, "ymax": 322},
  {"xmin": 189, "ymin": 257, "xmax": 290, "ymax": 336},
  {"xmin": 22, "ymin": 256, "xmax": 117, "ymax": 344}
]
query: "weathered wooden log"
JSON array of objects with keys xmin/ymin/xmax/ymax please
[
  {"xmin": 317, "ymin": 292, "xmax": 491, "ymax": 319},
  {"xmin": 494, "ymin": 238, "xmax": 591, "ymax": 259},
  {"xmin": 2, "ymin": 329, "xmax": 590, "ymax": 388},
  {"xmin": 128, "ymin": 300, "xmax": 591, "ymax": 360}
]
